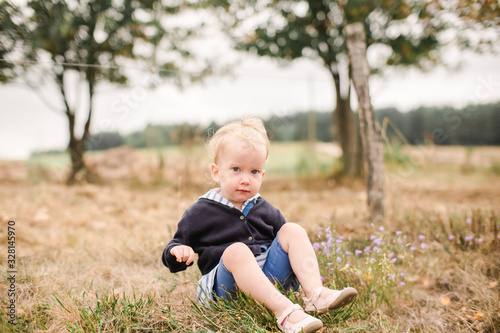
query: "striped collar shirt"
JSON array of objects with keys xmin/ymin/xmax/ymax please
[{"xmin": 200, "ymin": 188, "xmax": 260, "ymax": 216}]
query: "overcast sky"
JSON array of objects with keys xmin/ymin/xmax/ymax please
[{"xmin": 1, "ymin": 49, "xmax": 499, "ymax": 160}]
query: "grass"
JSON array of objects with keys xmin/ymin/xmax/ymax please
[{"xmin": 1, "ymin": 143, "xmax": 499, "ymax": 332}]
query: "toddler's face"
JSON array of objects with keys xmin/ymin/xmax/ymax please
[{"xmin": 211, "ymin": 139, "xmax": 266, "ymax": 210}]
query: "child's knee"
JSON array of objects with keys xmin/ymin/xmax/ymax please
[
  {"xmin": 222, "ymin": 242, "xmax": 253, "ymax": 268},
  {"xmin": 280, "ymin": 223, "xmax": 307, "ymax": 240}
]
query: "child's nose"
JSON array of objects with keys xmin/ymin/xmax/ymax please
[{"xmin": 240, "ymin": 174, "xmax": 250, "ymax": 185}]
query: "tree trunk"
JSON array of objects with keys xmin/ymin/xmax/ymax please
[
  {"xmin": 329, "ymin": 67, "xmax": 362, "ymax": 177},
  {"xmin": 58, "ymin": 68, "xmax": 96, "ymax": 185},
  {"xmin": 345, "ymin": 22, "xmax": 385, "ymax": 218},
  {"xmin": 67, "ymin": 136, "xmax": 87, "ymax": 185}
]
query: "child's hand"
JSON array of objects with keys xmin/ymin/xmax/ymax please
[{"xmin": 170, "ymin": 245, "xmax": 195, "ymax": 265}]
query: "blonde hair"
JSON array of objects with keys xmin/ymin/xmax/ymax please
[{"xmin": 207, "ymin": 117, "xmax": 270, "ymax": 163}]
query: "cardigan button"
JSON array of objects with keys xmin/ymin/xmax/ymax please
[
  {"xmin": 240, "ymin": 215, "xmax": 244, "ymax": 220},
  {"xmin": 248, "ymin": 236, "xmax": 253, "ymax": 241}
]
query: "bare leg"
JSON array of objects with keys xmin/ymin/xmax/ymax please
[
  {"xmin": 222, "ymin": 242, "xmax": 308, "ymax": 322},
  {"xmin": 278, "ymin": 223, "xmax": 332, "ymax": 299}
]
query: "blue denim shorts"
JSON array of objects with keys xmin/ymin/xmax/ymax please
[{"xmin": 213, "ymin": 234, "xmax": 299, "ymax": 298}]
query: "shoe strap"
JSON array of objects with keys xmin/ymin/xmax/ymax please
[
  {"xmin": 303, "ymin": 286, "xmax": 328, "ymax": 305},
  {"xmin": 277, "ymin": 304, "xmax": 303, "ymax": 326}
]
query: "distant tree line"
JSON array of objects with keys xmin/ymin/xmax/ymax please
[
  {"xmin": 83, "ymin": 102, "xmax": 500, "ymax": 152},
  {"xmin": 376, "ymin": 103, "xmax": 500, "ymax": 145}
]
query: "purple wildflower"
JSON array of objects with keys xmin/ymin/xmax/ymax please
[
  {"xmin": 370, "ymin": 257, "xmax": 376, "ymax": 264},
  {"xmin": 396, "ymin": 231, "xmax": 402, "ymax": 236},
  {"xmin": 465, "ymin": 235, "xmax": 474, "ymax": 241},
  {"xmin": 355, "ymin": 250, "xmax": 363, "ymax": 256},
  {"xmin": 419, "ymin": 234, "xmax": 425, "ymax": 241},
  {"xmin": 391, "ymin": 258, "xmax": 397, "ymax": 263},
  {"xmin": 388, "ymin": 252, "xmax": 394, "ymax": 258},
  {"xmin": 373, "ymin": 246, "xmax": 380, "ymax": 252},
  {"xmin": 466, "ymin": 217, "xmax": 472, "ymax": 224},
  {"xmin": 449, "ymin": 235, "xmax": 455, "ymax": 241},
  {"xmin": 379, "ymin": 226, "xmax": 384, "ymax": 231},
  {"xmin": 345, "ymin": 250, "xmax": 351, "ymax": 255},
  {"xmin": 410, "ymin": 246, "xmax": 416, "ymax": 251},
  {"xmin": 327, "ymin": 262, "xmax": 333, "ymax": 267},
  {"xmin": 399, "ymin": 282, "xmax": 406, "ymax": 286},
  {"xmin": 336, "ymin": 247, "xmax": 341, "ymax": 254},
  {"xmin": 420, "ymin": 242, "xmax": 426, "ymax": 249},
  {"xmin": 364, "ymin": 247, "xmax": 371, "ymax": 253},
  {"xmin": 478, "ymin": 238, "xmax": 484, "ymax": 243},
  {"xmin": 336, "ymin": 257, "xmax": 342, "ymax": 263},
  {"xmin": 326, "ymin": 238, "xmax": 333, "ymax": 248},
  {"xmin": 313, "ymin": 242, "xmax": 320, "ymax": 251},
  {"xmin": 317, "ymin": 226, "xmax": 323, "ymax": 231},
  {"xmin": 370, "ymin": 235, "xmax": 376, "ymax": 241}
]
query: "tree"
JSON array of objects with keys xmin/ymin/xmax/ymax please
[
  {"xmin": 208, "ymin": 0, "xmax": 499, "ymax": 176},
  {"xmin": 346, "ymin": 22, "xmax": 384, "ymax": 217},
  {"xmin": 0, "ymin": 0, "xmax": 210, "ymax": 184}
]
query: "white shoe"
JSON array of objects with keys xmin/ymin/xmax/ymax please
[
  {"xmin": 276, "ymin": 304, "xmax": 323, "ymax": 333},
  {"xmin": 303, "ymin": 287, "xmax": 358, "ymax": 313}
]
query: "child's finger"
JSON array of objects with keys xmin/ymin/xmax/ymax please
[
  {"xmin": 185, "ymin": 250, "xmax": 195, "ymax": 265},
  {"xmin": 171, "ymin": 247, "xmax": 185, "ymax": 262}
]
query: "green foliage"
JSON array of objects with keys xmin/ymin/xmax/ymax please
[
  {"xmin": 27, "ymin": 102, "xmax": 500, "ymax": 163},
  {"xmin": 377, "ymin": 102, "xmax": 500, "ymax": 145},
  {"xmin": 312, "ymin": 226, "xmax": 411, "ymax": 315},
  {"xmin": 211, "ymin": 0, "xmax": 498, "ymax": 72},
  {"xmin": 189, "ymin": 283, "xmax": 359, "ymax": 332},
  {"xmin": 49, "ymin": 290, "xmax": 180, "ymax": 332},
  {"xmin": 0, "ymin": 0, "xmax": 211, "ymax": 183},
  {"xmin": 191, "ymin": 292, "xmax": 277, "ymax": 332},
  {"xmin": 383, "ymin": 143, "xmax": 410, "ymax": 166},
  {"xmin": 0, "ymin": 0, "xmax": 202, "ymax": 83},
  {"xmin": 65, "ymin": 291, "xmax": 155, "ymax": 332},
  {"xmin": 87, "ymin": 132, "xmax": 124, "ymax": 151}
]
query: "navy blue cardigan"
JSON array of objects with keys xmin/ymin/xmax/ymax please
[{"xmin": 162, "ymin": 197, "xmax": 286, "ymax": 275}]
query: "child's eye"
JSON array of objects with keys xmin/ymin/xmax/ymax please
[
  {"xmin": 232, "ymin": 167, "xmax": 241, "ymax": 172},
  {"xmin": 251, "ymin": 170, "xmax": 260, "ymax": 174}
]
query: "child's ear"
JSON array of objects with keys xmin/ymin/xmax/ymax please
[{"xmin": 210, "ymin": 163, "xmax": 220, "ymax": 182}]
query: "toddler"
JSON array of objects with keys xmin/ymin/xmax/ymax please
[{"xmin": 162, "ymin": 117, "xmax": 357, "ymax": 333}]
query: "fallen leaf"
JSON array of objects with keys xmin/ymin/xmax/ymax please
[
  {"xmin": 473, "ymin": 312, "xmax": 484, "ymax": 320},
  {"xmin": 440, "ymin": 296, "xmax": 451, "ymax": 305},
  {"xmin": 461, "ymin": 307, "xmax": 467, "ymax": 312},
  {"xmin": 488, "ymin": 281, "xmax": 498, "ymax": 288},
  {"xmin": 418, "ymin": 277, "xmax": 429, "ymax": 287}
]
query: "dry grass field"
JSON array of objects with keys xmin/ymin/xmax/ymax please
[{"xmin": 1, "ymin": 143, "xmax": 499, "ymax": 332}]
